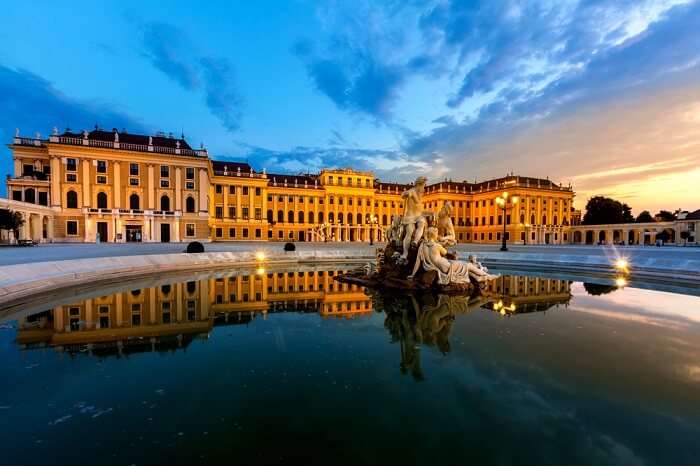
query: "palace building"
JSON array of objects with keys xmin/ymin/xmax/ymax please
[{"xmin": 5, "ymin": 128, "xmax": 576, "ymax": 244}]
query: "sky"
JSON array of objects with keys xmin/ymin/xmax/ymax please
[{"xmin": 1, "ymin": 0, "xmax": 699, "ymax": 214}]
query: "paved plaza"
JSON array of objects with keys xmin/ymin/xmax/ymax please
[{"xmin": 1, "ymin": 240, "xmax": 698, "ymax": 266}]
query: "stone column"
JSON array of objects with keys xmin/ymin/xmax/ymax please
[
  {"xmin": 50, "ymin": 157, "xmax": 61, "ymax": 207},
  {"xmin": 54, "ymin": 306, "xmax": 64, "ymax": 331},
  {"xmin": 149, "ymin": 287, "xmax": 156, "ymax": 324},
  {"xmin": 115, "ymin": 293, "xmax": 123, "ymax": 327},
  {"xmin": 82, "ymin": 159, "xmax": 91, "ymax": 207},
  {"xmin": 147, "ymin": 165, "xmax": 155, "ymax": 209},
  {"xmin": 113, "ymin": 161, "xmax": 121, "ymax": 209},
  {"xmin": 200, "ymin": 281, "xmax": 209, "ymax": 319},
  {"xmin": 175, "ymin": 167, "xmax": 182, "ymax": 211},
  {"xmin": 199, "ymin": 168, "xmax": 209, "ymax": 213}
]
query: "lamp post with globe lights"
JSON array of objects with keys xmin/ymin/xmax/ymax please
[
  {"xmin": 366, "ymin": 214, "xmax": 379, "ymax": 245},
  {"xmin": 495, "ymin": 192, "xmax": 519, "ymax": 251}
]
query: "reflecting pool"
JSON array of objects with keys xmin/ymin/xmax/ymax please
[{"xmin": 1, "ymin": 266, "xmax": 699, "ymax": 466}]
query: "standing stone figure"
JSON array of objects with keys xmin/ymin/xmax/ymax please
[
  {"xmin": 436, "ymin": 201, "xmax": 456, "ymax": 247},
  {"xmin": 400, "ymin": 176, "xmax": 432, "ymax": 259}
]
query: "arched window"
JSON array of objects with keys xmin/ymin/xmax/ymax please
[
  {"xmin": 347, "ymin": 214, "xmax": 353, "ymax": 225},
  {"xmin": 530, "ymin": 214, "xmax": 535, "ymax": 225},
  {"xmin": 278, "ymin": 210, "xmax": 284, "ymax": 223},
  {"xmin": 267, "ymin": 209, "xmax": 273, "ymax": 223},
  {"xmin": 338, "ymin": 213, "xmax": 344, "ymax": 224},
  {"xmin": 24, "ymin": 188, "xmax": 35, "ymax": 204},
  {"xmin": 160, "ymin": 195, "xmax": 170, "ymax": 211},
  {"xmin": 357, "ymin": 213, "xmax": 362, "ymax": 225},
  {"xmin": 308, "ymin": 212, "xmax": 315, "ymax": 224},
  {"xmin": 382, "ymin": 214, "xmax": 387, "ymax": 226},
  {"xmin": 185, "ymin": 196, "xmax": 195, "ymax": 213},
  {"xmin": 329, "ymin": 212, "xmax": 334, "ymax": 223},
  {"xmin": 298, "ymin": 211, "xmax": 304, "ymax": 223},
  {"xmin": 288, "ymin": 210, "xmax": 294, "ymax": 223},
  {"xmin": 318, "ymin": 212, "xmax": 324, "ymax": 223},
  {"xmin": 519, "ymin": 214, "xmax": 525, "ymax": 223},
  {"xmin": 66, "ymin": 190, "xmax": 78, "ymax": 209},
  {"xmin": 542, "ymin": 215, "xmax": 547, "ymax": 225},
  {"xmin": 186, "ymin": 281, "xmax": 196, "ymax": 294},
  {"xmin": 97, "ymin": 192, "xmax": 108, "ymax": 209},
  {"xmin": 130, "ymin": 193, "xmax": 140, "ymax": 210}
]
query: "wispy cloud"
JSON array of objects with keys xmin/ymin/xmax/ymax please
[
  {"xmin": 139, "ymin": 21, "xmax": 243, "ymax": 133},
  {"xmin": 140, "ymin": 22, "xmax": 199, "ymax": 90}
]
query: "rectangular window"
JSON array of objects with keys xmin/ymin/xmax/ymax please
[
  {"xmin": 186, "ymin": 167, "xmax": 195, "ymax": 179},
  {"xmin": 255, "ymin": 187, "xmax": 261, "ymax": 196},
  {"xmin": 129, "ymin": 177, "xmax": 139, "ymax": 186},
  {"xmin": 12, "ymin": 190, "xmax": 22, "ymax": 201},
  {"xmin": 66, "ymin": 220, "xmax": 78, "ymax": 236},
  {"xmin": 160, "ymin": 165, "xmax": 169, "ymax": 178},
  {"xmin": 130, "ymin": 163, "xmax": 139, "ymax": 176},
  {"xmin": 216, "ymin": 185, "xmax": 222, "ymax": 194},
  {"xmin": 186, "ymin": 223, "xmax": 195, "ymax": 237},
  {"xmin": 96, "ymin": 175, "xmax": 107, "ymax": 184},
  {"xmin": 96, "ymin": 160, "xmax": 107, "ymax": 173},
  {"xmin": 255, "ymin": 228, "xmax": 261, "ymax": 238},
  {"xmin": 242, "ymin": 228, "xmax": 249, "ymax": 238},
  {"xmin": 215, "ymin": 206, "xmax": 223, "ymax": 218},
  {"xmin": 216, "ymin": 227, "xmax": 223, "ymax": 238},
  {"xmin": 243, "ymin": 187, "xmax": 249, "ymax": 195},
  {"xmin": 160, "ymin": 179, "xmax": 169, "ymax": 188},
  {"xmin": 66, "ymin": 158, "xmax": 77, "ymax": 171},
  {"xmin": 229, "ymin": 228, "xmax": 235, "ymax": 237},
  {"xmin": 23, "ymin": 164, "xmax": 34, "ymax": 176},
  {"xmin": 66, "ymin": 173, "xmax": 77, "ymax": 182},
  {"xmin": 242, "ymin": 207, "xmax": 249, "ymax": 220},
  {"xmin": 255, "ymin": 208, "xmax": 261, "ymax": 220},
  {"xmin": 185, "ymin": 181, "xmax": 195, "ymax": 190}
]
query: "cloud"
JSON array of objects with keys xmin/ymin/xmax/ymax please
[
  {"xmin": 0, "ymin": 65, "xmax": 147, "ymax": 196},
  {"xmin": 296, "ymin": 46, "xmax": 405, "ymax": 119},
  {"xmin": 199, "ymin": 57, "xmax": 243, "ymax": 132},
  {"xmin": 140, "ymin": 22, "xmax": 199, "ymax": 90},
  {"xmin": 139, "ymin": 21, "xmax": 243, "ymax": 133},
  {"xmin": 216, "ymin": 142, "xmax": 444, "ymax": 183}
]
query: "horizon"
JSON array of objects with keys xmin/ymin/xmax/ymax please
[{"xmin": 2, "ymin": 0, "xmax": 700, "ymax": 215}]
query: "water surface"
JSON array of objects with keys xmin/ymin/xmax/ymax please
[{"xmin": 1, "ymin": 267, "xmax": 698, "ymax": 465}]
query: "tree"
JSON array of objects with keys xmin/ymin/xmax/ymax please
[
  {"xmin": 635, "ymin": 210, "xmax": 653, "ymax": 223},
  {"xmin": 582, "ymin": 196, "xmax": 634, "ymax": 225},
  {"xmin": 655, "ymin": 210, "xmax": 675, "ymax": 222},
  {"xmin": 680, "ymin": 230, "xmax": 690, "ymax": 245},
  {"xmin": 0, "ymin": 208, "xmax": 24, "ymax": 241}
]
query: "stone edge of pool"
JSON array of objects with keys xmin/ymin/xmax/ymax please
[{"xmin": 0, "ymin": 249, "xmax": 698, "ymax": 308}]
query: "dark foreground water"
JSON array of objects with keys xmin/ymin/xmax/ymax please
[{"xmin": 1, "ymin": 266, "xmax": 699, "ymax": 466}]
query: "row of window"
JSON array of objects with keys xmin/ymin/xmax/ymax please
[
  {"xmin": 62, "ymin": 159, "xmax": 198, "ymax": 181},
  {"xmin": 64, "ymin": 190, "xmax": 197, "ymax": 212}
]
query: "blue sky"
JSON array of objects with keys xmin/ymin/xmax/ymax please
[{"xmin": 2, "ymin": 0, "xmax": 700, "ymax": 212}]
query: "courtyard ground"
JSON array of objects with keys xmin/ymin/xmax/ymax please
[{"xmin": 1, "ymin": 241, "xmax": 698, "ymax": 266}]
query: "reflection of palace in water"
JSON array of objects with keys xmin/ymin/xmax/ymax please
[
  {"xmin": 481, "ymin": 275, "xmax": 572, "ymax": 315},
  {"xmin": 15, "ymin": 270, "xmax": 371, "ymax": 354},
  {"xmin": 376, "ymin": 276, "xmax": 572, "ymax": 380}
]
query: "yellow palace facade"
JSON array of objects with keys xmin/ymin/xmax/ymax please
[{"xmin": 5, "ymin": 128, "xmax": 576, "ymax": 244}]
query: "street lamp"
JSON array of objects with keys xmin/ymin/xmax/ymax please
[
  {"xmin": 495, "ymin": 192, "xmax": 519, "ymax": 251},
  {"xmin": 366, "ymin": 214, "xmax": 378, "ymax": 245}
]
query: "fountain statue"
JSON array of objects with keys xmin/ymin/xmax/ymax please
[
  {"xmin": 409, "ymin": 227, "xmax": 497, "ymax": 285},
  {"xmin": 335, "ymin": 177, "xmax": 499, "ymax": 294}
]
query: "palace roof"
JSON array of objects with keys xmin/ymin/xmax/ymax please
[{"xmin": 60, "ymin": 129, "xmax": 193, "ymax": 150}]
